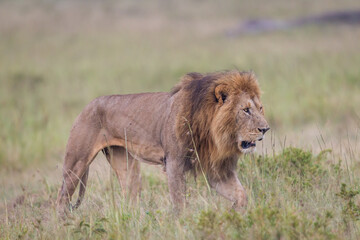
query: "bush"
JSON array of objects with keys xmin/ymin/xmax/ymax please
[{"xmin": 241, "ymin": 147, "xmax": 329, "ymax": 188}]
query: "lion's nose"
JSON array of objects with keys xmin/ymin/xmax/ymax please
[{"xmin": 258, "ymin": 127, "xmax": 270, "ymax": 134}]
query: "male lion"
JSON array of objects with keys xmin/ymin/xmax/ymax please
[{"xmin": 56, "ymin": 70, "xmax": 269, "ymax": 216}]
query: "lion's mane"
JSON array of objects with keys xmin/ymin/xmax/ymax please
[{"xmin": 172, "ymin": 71, "xmax": 261, "ymax": 180}]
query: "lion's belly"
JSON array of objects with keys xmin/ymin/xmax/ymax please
[
  {"xmin": 127, "ymin": 142, "xmax": 165, "ymax": 165},
  {"xmin": 102, "ymin": 135, "xmax": 165, "ymax": 165}
]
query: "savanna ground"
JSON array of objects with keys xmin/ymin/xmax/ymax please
[{"xmin": 1, "ymin": 0, "xmax": 360, "ymax": 239}]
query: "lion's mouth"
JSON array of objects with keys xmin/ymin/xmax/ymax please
[{"xmin": 241, "ymin": 141, "xmax": 256, "ymax": 149}]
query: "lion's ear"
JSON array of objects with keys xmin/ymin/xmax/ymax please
[{"xmin": 215, "ymin": 85, "xmax": 227, "ymax": 104}]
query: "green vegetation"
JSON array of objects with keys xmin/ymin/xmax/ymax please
[
  {"xmin": 2, "ymin": 148, "xmax": 360, "ymax": 239},
  {"xmin": 0, "ymin": 0, "xmax": 359, "ymax": 239}
]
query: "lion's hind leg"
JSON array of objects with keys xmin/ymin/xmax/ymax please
[
  {"xmin": 56, "ymin": 121, "xmax": 103, "ymax": 217},
  {"xmin": 56, "ymin": 154, "xmax": 91, "ymax": 217},
  {"xmin": 103, "ymin": 146, "xmax": 141, "ymax": 202}
]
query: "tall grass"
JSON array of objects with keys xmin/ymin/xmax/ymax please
[{"xmin": 1, "ymin": 148, "xmax": 360, "ymax": 239}]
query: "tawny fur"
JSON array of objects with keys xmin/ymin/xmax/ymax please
[{"xmin": 56, "ymin": 70, "xmax": 269, "ymax": 217}]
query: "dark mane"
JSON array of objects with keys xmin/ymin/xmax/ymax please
[
  {"xmin": 174, "ymin": 70, "xmax": 261, "ymax": 180},
  {"xmin": 170, "ymin": 72, "xmax": 204, "ymax": 95},
  {"xmin": 185, "ymin": 75, "xmax": 218, "ymax": 121}
]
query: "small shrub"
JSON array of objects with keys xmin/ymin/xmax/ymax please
[
  {"xmin": 72, "ymin": 217, "xmax": 108, "ymax": 238},
  {"xmin": 220, "ymin": 203, "xmax": 335, "ymax": 240},
  {"xmin": 254, "ymin": 147, "xmax": 327, "ymax": 188},
  {"xmin": 222, "ymin": 210, "xmax": 247, "ymax": 239},
  {"xmin": 196, "ymin": 210, "xmax": 223, "ymax": 240},
  {"xmin": 336, "ymin": 183, "xmax": 360, "ymax": 221}
]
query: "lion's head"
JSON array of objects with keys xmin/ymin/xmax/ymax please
[{"xmin": 173, "ymin": 70, "xmax": 269, "ymax": 179}]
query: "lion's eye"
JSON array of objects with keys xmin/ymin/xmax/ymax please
[
  {"xmin": 243, "ymin": 108, "xmax": 250, "ymax": 114},
  {"xmin": 260, "ymin": 106, "xmax": 263, "ymax": 112},
  {"xmin": 221, "ymin": 93, "xmax": 227, "ymax": 102}
]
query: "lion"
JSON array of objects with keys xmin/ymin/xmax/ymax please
[{"xmin": 56, "ymin": 70, "xmax": 270, "ymax": 216}]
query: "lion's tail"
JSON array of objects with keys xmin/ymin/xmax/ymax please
[{"xmin": 72, "ymin": 167, "xmax": 89, "ymax": 210}]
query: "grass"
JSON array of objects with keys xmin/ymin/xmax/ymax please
[
  {"xmin": 1, "ymin": 0, "xmax": 360, "ymax": 239},
  {"xmin": 1, "ymin": 148, "xmax": 360, "ymax": 239}
]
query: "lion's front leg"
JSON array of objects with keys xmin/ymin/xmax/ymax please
[
  {"xmin": 166, "ymin": 157, "xmax": 186, "ymax": 213},
  {"xmin": 209, "ymin": 171, "xmax": 248, "ymax": 212}
]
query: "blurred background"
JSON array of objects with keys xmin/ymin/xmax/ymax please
[{"xmin": 0, "ymin": 0, "xmax": 359, "ymax": 198}]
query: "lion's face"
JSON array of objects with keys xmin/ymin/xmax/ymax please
[
  {"xmin": 212, "ymin": 75, "xmax": 269, "ymax": 155},
  {"xmin": 233, "ymin": 93, "xmax": 269, "ymax": 154}
]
